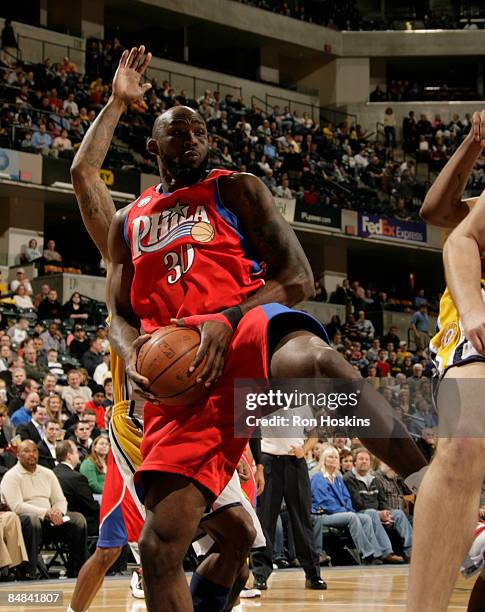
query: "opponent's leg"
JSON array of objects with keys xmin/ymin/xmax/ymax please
[
  {"xmin": 407, "ymin": 364, "xmax": 485, "ymax": 612},
  {"xmin": 139, "ymin": 473, "xmax": 209, "ymax": 612},
  {"xmin": 69, "ymin": 547, "xmax": 122, "ymax": 612},
  {"xmin": 270, "ymin": 331, "xmax": 428, "ymax": 477}
]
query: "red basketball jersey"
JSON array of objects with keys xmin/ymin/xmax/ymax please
[{"xmin": 125, "ymin": 169, "xmax": 265, "ymax": 332}]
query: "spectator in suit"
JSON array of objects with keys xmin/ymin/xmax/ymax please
[
  {"xmin": 37, "ymin": 421, "xmax": 60, "ymax": 469},
  {"xmin": 344, "ymin": 448, "xmax": 411, "ymax": 562},
  {"xmin": 10, "ymin": 391, "xmax": 40, "ymax": 428},
  {"xmin": 0, "ymin": 440, "xmax": 88, "ymax": 578},
  {"xmin": 54, "ymin": 440, "xmax": 99, "ymax": 536},
  {"xmin": 67, "ymin": 421, "xmax": 92, "ymax": 463},
  {"xmin": 16, "ymin": 404, "xmax": 47, "ymax": 444}
]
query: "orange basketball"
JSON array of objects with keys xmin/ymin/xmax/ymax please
[{"xmin": 136, "ymin": 326, "xmax": 209, "ymax": 405}]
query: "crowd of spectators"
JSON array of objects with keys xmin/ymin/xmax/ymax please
[
  {"xmin": 0, "ymin": 47, "xmax": 428, "ymax": 221},
  {"xmin": 0, "ymin": 290, "xmax": 114, "ymax": 579},
  {"xmin": 370, "ymin": 81, "xmax": 479, "ymax": 103},
  {"xmin": 232, "ymin": 1, "xmax": 478, "ymax": 32}
]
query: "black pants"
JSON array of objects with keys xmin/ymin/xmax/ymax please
[
  {"xmin": 251, "ymin": 454, "xmax": 319, "ymax": 580},
  {"xmin": 19, "ymin": 511, "xmax": 88, "ymax": 577}
]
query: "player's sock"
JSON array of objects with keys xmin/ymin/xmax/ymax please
[
  {"xmin": 190, "ymin": 572, "xmax": 231, "ymax": 612},
  {"xmin": 461, "ymin": 521, "xmax": 485, "ymax": 578},
  {"xmin": 404, "ymin": 465, "xmax": 428, "ymax": 494}
]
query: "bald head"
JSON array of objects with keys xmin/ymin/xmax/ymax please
[
  {"xmin": 18, "ymin": 439, "xmax": 39, "ymax": 471},
  {"xmin": 151, "ymin": 106, "xmax": 205, "ymax": 140},
  {"xmin": 148, "ymin": 106, "xmax": 209, "ymax": 189}
]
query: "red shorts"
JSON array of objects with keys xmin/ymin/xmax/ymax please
[
  {"xmin": 99, "ymin": 451, "xmax": 144, "ymax": 546},
  {"xmin": 137, "ymin": 304, "xmax": 327, "ymax": 498}
]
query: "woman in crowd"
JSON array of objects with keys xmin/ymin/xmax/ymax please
[
  {"xmin": 24, "ymin": 238, "xmax": 42, "ymax": 262},
  {"xmin": 80, "ymin": 435, "xmax": 109, "ymax": 494},
  {"xmin": 311, "ymin": 446, "xmax": 388, "ymax": 564},
  {"xmin": 13, "ymin": 286, "xmax": 34, "ymax": 311},
  {"xmin": 61, "ymin": 292, "xmax": 88, "ymax": 323},
  {"xmin": 44, "ymin": 394, "xmax": 63, "ymax": 426}
]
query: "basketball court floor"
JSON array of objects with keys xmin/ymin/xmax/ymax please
[{"xmin": 0, "ymin": 567, "xmax": 472, "ymax": 611}]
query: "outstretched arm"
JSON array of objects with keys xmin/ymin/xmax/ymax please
[
  {"xmin": 70, "ymin": 45, "xmax": 152, "ymax": 262},
  {"xmin": 419, "ymin": 111, "xmax": 485, "ymax": 228}
]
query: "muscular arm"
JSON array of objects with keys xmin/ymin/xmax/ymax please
[
  {"xmin": 420, "ymin": 130, "xmax": 481, "ymax": 228},
  {"xmin": 70, "ymin": 96, "xmax": 125, "ymax": 262},
  {"xmin": 219, "ymin": 172, "xmax": 314, "ymax": 314},
  {"xmin": 443, "ymin": 190, "xmax": 485, "ymax": 351},
  {"xmin": 107, "ymin": 209, "xmax": 140, "ymax": 361}
]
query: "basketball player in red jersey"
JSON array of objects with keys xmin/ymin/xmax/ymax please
[
  {"xmin": 108, "ymin": 47, "xmax": 428, "ymax": 611},
  {"xmin": 406, "ymin": 112, "xmax": 485, "ymax": 612},
  {"xmin": 69, "ymin": 46, "xmax": 266, "ymax": 612}
]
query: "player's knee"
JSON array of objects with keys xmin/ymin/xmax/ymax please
[
  {"xmin": 436, "ymin": 437, "xmax": 485, "ymax": 480},
  {"xmin": 139, "ymin": 524, "xmax": 186, "ymax": 572},
  {"xmin": 219, "ymin": 513, "xmax": 256, "ymax": 561},
  {"xmin": 96, "ymin": 546, "xmax": 122, "ymax": 569},
  {"xmin": 314, "ymin": 347, "xmax": 361, "ymax": 379}
]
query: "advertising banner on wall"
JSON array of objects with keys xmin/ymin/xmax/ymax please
[
  {"xmin": 358, "ymin": 214, "xmax": 427, "ymax": 244},
  {"xmin": 0, "ymin": 149, "xmax": 42, "ymax": 183},
  {"xmin": 294, "ymin": 201, "xmax": 341, "ymax": 229}
]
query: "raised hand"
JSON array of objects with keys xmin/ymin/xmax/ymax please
[
  {"xmin": 112, "ymin": 45, "xmax": 152, "ymax": 105},
  {"xmin": 471, "ymin": 110, "xmax": 485, "ymax": 148}
]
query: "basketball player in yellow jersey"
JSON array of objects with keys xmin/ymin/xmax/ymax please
[{"xmin": 407, "ymin": 112, "xmax": 485, "ymax": 612}]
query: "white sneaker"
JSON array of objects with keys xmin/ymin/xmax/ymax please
[
  {"xmin": 130, "ymin": 568, "xmax": 145, "ymax": 599},
  {"xmin": 240, "ymin": 587, "xmax": 261, "ymax": 598},
  {"xmin": 461, "ymin": 521, "xmax": 485, "ymax": 579}
]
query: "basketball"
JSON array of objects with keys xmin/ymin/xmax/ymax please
[
  {"xmin": 191, "ymin": 221, "xmax": 215, "ymax": 243},
  {"xmin": 136, "ymin": 326, "xmax": 209, "ymax": 405}
]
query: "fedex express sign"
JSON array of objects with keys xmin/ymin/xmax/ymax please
[{"xmin": 358, "ymin": 214, "xmax": 427, "ymax": 244}]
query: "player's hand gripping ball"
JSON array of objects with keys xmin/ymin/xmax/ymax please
[{"xmin": 136, "ymin": 326, "xmax": 210, "ymax": 405}]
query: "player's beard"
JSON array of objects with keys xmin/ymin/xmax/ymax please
[{"xmin": 163, "ymin": 155, "xmax": 208, "ymax": 187}]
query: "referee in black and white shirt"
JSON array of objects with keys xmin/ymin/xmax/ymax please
[{"xmin": 251, "ymin": 436, "xmax": 326, "ymax": 590}]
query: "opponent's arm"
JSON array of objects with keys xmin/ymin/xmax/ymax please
[
  {"xmin": 444, "ymin": 190, "xmax": 485, "ymax": 352},
  {"xmin": 70, "ymin": 46, "xmax": 152, "ymax": 261},
  {"xmin": 419, "ymin": 111, "xmax": 485, "ymax": 228}
]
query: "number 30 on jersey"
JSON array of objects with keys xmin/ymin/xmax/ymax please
[{"xmin": 164, "ymin": 244, "xmax": 195, "ymax": 284}]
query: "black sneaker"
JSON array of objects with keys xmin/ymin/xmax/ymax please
[
  {"xmin": 305, "ymin": 576, "xmax": 327, "ymax": 590},
  {"xmin": 274, "ymin": 558, "xmax": 290, "ymax": 569},
  {"xmin": 253, "ymin": 576, "xmax": 267, "ymax": 590}
]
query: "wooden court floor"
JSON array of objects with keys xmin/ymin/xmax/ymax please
[{"xmin": 0, "ymin": 567, "xmax": 473, "ymax": 611}]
